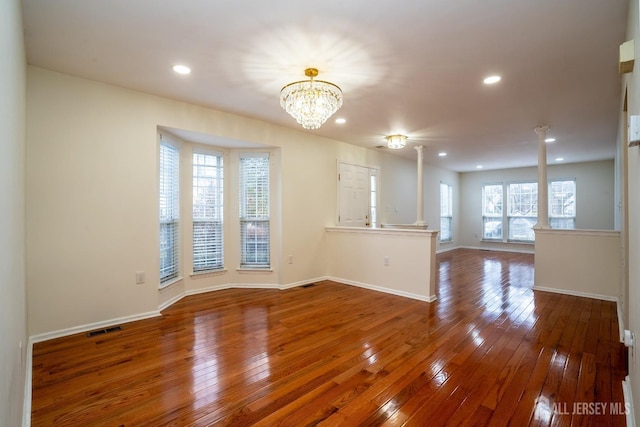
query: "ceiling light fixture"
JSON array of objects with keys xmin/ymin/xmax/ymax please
[
  {"xmin": 335, "ymin": 118, "xmax": 346, "ymax": 124},
  {"xmin": 386, "ymin": 134, "xmax": 408, "ymax": 150},
  {"xmin": 173, "ymin": 64, "xmax": 191, "ymax": 75},
  {"xmin": 280, "ymin": 68, "xmax": 343, "ymax": 130},
  {"xmin": 483, "ymin": 75, "xmax": 501, "ymax": 85},
  {"xmin": 438, "ymin": 152, "xmax": 447, "ymax": 157},
  {"xmin": 545, "ymin": 137, "xmax": 556, "ymax": 143}
]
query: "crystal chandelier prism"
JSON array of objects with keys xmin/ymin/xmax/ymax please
[
  {"xmin": 386, "ymin": 134, "xmax": 408, "ymax": 149},
  {"xmin": 280, "ymin": 68, "xmax": 343, "ymax": 130}
]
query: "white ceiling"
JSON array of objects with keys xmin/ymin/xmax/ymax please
[{"xmin": 22, "ymin": 0, "xmax": 629, "ymax": 172}]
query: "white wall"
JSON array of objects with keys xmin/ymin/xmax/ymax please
[
  {"xmin": 624, "ymin": 0, "xmax": 640, "ymax": 422},
  {"xmin": 377, "ymin": 154, "xmax": 460, "ymax": 251},
  {"xmin": 458, "ymin": 160, "xmax": 615, "ymax": 251},
  {"xmin": 0, "ymin": 0, "xmax": 27, "ymax": 426}
]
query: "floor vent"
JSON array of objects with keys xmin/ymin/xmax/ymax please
[
  {"xmin": 302, "ymin": 283, "xmax": 316, "ymax": 288},
  {"xmin": 86, "ymin": 325, "xmax": 122, "ymax": 337}
]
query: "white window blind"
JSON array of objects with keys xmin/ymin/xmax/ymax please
[
  {"xmin": 482, "ymin": 184, "xmax": 503, "ymax": 240},
  {"xmin": 440, "ymin": 183, "xmax": 453, "ymax": 242},
  {"xmin": 159, "ymin": 140, "xmax": 180, "ymax": 284},
  {"xmin": 239, "ymin": 154, "xmax": 270, "ymax": 268},
  {"xmin": 507, "ymin": 182, "xmax": 537, "ymax": 242},
  {"xmin": 193, "ymin": 152, "xmax": 224, "ymax": 272},
  {"xmin": 550, "ymin": 179, "xmax": 576, "ymax": 229}
]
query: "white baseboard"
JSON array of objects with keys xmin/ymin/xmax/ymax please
[
  {"xmin": 458, "ymin": 245, "xmax": 535, "ymax": 254},
  {"xmin": 28, "ymin": 310, "xmax": 162, "ymax": 345},
  {"xmin": 623, "ymin": 375, "xmax": 635, "ymax": 427},
  {"xmin": 325, "ymin": 276, "xmax": 437, "ymax": 303},
  {"xmin": 618, "ymin": 300, "xmax": 626, "ymax": 343},
  {"xmin": 532, "ymin": 285, "xmax": 618, "ymax": 302},
  {"xmin": 435, "ymin": 245, "xmax": 462, "ymax": 254}
]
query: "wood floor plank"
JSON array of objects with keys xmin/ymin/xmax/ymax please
[{"xmin": 30, "ymin": 249, "xmax": 627, "ymax": 426}]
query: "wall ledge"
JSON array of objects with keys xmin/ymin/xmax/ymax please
[
  {"xmin": 533, "ymin": 228, "xmax": 620, "ymax": 237},
  {"xmin": 326, "ymin": 225, "xmax": 438, "ymax": 237}
]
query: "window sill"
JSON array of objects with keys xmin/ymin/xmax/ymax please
[
  {"xmin": 237, "ymin": 267, "xmax": 273, "ymax": 274},
  {"xmin": 158, "ymin": 276, "xmax": 183, "ymax": 290},
  {"xmin": 190, "ymin": 269, "xmax": 227, "ymax": 279},
  {"xmin": 481, "ymin": 239, "xmax": 534, "ymax": 245}
]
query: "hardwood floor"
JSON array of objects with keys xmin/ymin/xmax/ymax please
[{"xmin": 31, "ymin": 249, "xmax": 628, "ymax": 426}]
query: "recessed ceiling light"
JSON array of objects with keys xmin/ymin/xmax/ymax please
[
  {"xmin": 476, "ymin": 165, "xmax": 483, "ymax": 169},
  {"xmin": 545, "ymin": 137, "xmax": 556, "ymax": 143},
  {"xmin": 173, "ymin": 64, "xmax": 191, "ymax": 75},
  {"xmin": 483, "ymin": 75, "xmax": 501, "ymax": 85},
  {"xmin": 335, "ymin": 118, "xmax": 346, "ymax": 124},
  {"xmin": 555, "ymin": 157, "xmax": 564, "ymax": 162},
  {"xmin": 438, "ymin": 152, "xmax": 447, "ymax": 157}
]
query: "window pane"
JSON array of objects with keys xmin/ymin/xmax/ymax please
[
  {"xmin": 508, "ymin": 182, "xmax": 538, "ymax": 216},
  {"xmin": 483, "ymin": 218, "xmax": 502, "ymax": 240},
  {"xmin": 240, "ymin": 155, "xmax": 270, "ymax": 268},
  {"xmin": 482, "ymin": 184, "xmax": 503, "ymax": 240},
  {"xmin": 240, "ymin": 220, "xmax": 270, "ymax": 266},
  {"xmin": 550, "ymin": 179, "xmax": 576, "ymax": 230},
  {"xmin": 440, "ymin": 217, "xmax": 452, "ymax": 241},
  {"xmin": 440, "ymin": 183, "xmax": 453, "ymax": 242},
  {"xmin": 159, "ymin": 141, "xmax": 180, "ymax": 283},
  {"xmin": 193, "ymin": 152, "xmax": 224, "ymax": 272},
  {"xmin": 550, "ymin": 217, "xmax": 576, "ymax": 229},
  {"xmin": 482, "ymin": 184, "xmax": 502, "ymax": 216},
  {"xmin": 508, "ymin": 217, "xmax": 536, "ymax": 241}
]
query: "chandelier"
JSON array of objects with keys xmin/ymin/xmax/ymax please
[
  {"xmin": 386, "ymin": 134, "xmax": 408, "ymax": 149},
  {"xmin": 280, "ymin": 68, "xmax": 343, "ymax": 130}
]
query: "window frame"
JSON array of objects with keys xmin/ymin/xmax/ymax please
[
  {"xmin": 239, "ymin": 153, "xmax": 270, "ymax": 269},
  {"xmin": 507, "ymin": 181, "xmax": 538, "ymax": 242},
  {"xmin": 482, "ymin": 183, "xmax": 504, "ymax": 241},
  {"xmin": 159, "ymin": 138, "xmax": 180, "ymax": 286},
  {"xmin": 192, "ymin": 149, "xmax": 224, "ymax": 273},
  {"xmin": 549, "ymin": 178, "xmax": 576, "ymax": 230},
  {"xmin": 440, "ymin": 182, "xmax": 453, "ymax": 242}
]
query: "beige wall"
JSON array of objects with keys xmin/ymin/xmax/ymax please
[
  {"xmin": 458, "ymin": 160, "xmax": 616, "ymax": 251},
  {"xmin": 534, "ymin": 229, "xmax": 621, "ymax": 299},
  {"xmin": 26, "ymin": 66, "xmax": 459, "ymax": 337},
  {"xmin": 326, "ymin": 227, "xmax": 438, "ymax": 301},
  {"xmin": 0, "ymin": 0, "xmax": 27, "ymax": 425}
]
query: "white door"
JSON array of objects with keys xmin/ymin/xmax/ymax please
[{"xmin": 338, "ymin": 162, "xmax": 369, "ymax": 226}]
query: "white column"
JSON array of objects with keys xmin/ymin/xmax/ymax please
[
  {"xmin": 534, "ymin": 126, "xmax": 550, "ymax": 229},
  {"xmin": 415, "ymin": 146, "xmax": 425, "ymax": 226}
]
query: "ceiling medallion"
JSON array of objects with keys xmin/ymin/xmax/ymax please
[{"xmin": 280, "ymin": 68, "xmax": 343, "ymax": 130}]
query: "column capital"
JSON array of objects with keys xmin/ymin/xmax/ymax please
[
  {"xmin": 534, "ymin": 126, "xmax": 549, "ymax": 136},
  {"xmin": 414, "ymin": 145, "xmax": 424, "ymax": 156}
]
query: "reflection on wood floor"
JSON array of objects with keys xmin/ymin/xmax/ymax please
[{"xmin": 31, "ymin": 248, "xmax": 627, "ymax": 426}]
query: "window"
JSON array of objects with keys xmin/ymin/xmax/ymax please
[
  {"xmin": 159, "ymin": 140, "xmax": 180, "ymax": 284},
  {"xmin": 370, "ymin": 173, "xmax": 377, "ymax": 227},
  {"xmin": 482, "ymin": 184, "xmax": 503, "ymax": 240},
  {"xmin": 192, "ymin": 151, "xmax": 224, "ymax": 272},
  {"xmin": 550, "ymin": 179, "xmax": 576, "ymax": 229},
  {"xmin": 239, "ymin": 154, "xmax": 270, "ymax": 268},
  {"xmin": 507, "ymin": 182, "xmax": 537, "ymax": 242},
  {"xmin": 440, "ymin": 183, "xmax": 453, "ymax": 242}
]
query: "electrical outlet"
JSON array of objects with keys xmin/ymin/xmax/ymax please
[
  {"xmin": 384, "ymin": 256, "xmax": 390, "ymax": 266},
  {"xmin": 288, "ymin": 255, "xmax": 293, "ymax": 264},
  {"xmin": 135, "ymin": 271, "xmax": 145, "ymax": 285}
]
